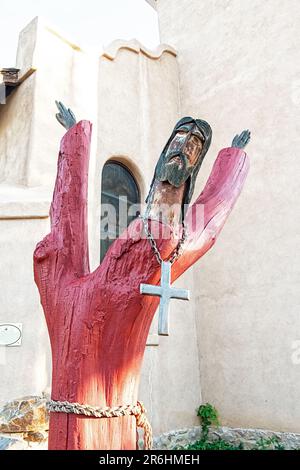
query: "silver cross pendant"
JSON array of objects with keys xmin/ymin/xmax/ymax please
[{"xmin": 140, "ymin": 261, "xmax": 190, "ymax": 336}]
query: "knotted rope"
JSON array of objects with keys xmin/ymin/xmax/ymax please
[{"xmin": 46, "ymin": 399, "xmax": 153, "ymax": 450}]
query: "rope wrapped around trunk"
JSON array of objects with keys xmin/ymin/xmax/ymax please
[{"xmin": 46, "ymin": 399, "xmax": 152, "ymax": 450}]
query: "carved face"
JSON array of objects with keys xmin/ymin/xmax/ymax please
[
  {"xmin": 156, "ymin": 123, "xmax": 204, "ymax": 187},
  {"xmin": 146, "ymin": 116, "xmax": 212, "ymax": 219}
]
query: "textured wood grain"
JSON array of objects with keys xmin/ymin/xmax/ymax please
[{"xmin": 33, "ymin": 121, "xmax": 249, "ymax": 450}]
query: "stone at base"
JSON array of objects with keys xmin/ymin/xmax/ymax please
[
  {"xmin": 0, "ymin": 395, "xmax": 49, "ymax": 433},
  {"xmin": 0, "ymin": 433, "xmax": 48, "ymax": 450},
  {"xmin": 23, "ymin": 430, "xmax": 48, "ymax": 443},
  {"xmin": 153, "ymin": 425, "xmax": 300, "ymax": 450}
]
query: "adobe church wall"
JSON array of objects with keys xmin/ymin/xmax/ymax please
[
  {"xmin": 0, "ymin": 217, "xmax": 51, "ymax": 402},
  {"xmin": 156, "ymin": 0, "xmax": 300, "ymax": 432},
  {"xmin": 0, "ymin": 75, "xmax": 34, "ymax": 185}
]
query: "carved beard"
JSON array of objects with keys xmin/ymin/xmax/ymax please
[{"xmin": 156, "ymin": 152, "xmax": 194, "ymax": 188}]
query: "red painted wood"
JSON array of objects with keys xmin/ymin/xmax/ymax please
[{"xmin": 33, "ymin": 121, "xmax": 249, "ymax": 450}]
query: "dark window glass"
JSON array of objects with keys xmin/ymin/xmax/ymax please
[{"xmin": 100, "ymin": 161, "xmax": 140, "ymax": 262}]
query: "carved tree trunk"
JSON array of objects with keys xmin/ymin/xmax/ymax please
[{"xmin": 33, "ymin": 121, "xmax": 249, "ymax": 450}]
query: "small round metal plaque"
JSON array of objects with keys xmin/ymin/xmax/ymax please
[{"xmin": 0, "ymin": 323, "xmax": 22, "ymax": 346}]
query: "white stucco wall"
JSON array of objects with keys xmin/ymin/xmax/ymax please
[
  {"xmin": 0, "ymin": 74, "xmax": 35, "ymax": 185},
  {"xmin": 0, "ymin": 217, "xmax": 51, "ymax": 402},
  {"xmin": 156, "ymin": 0, "xmax": 300, "ymax": 432}
]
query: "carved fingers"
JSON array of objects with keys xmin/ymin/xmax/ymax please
[
  {"xmin": 231, "ymin": 129, "xmax": 251, "ymax": 149},
  {"xmin": 55, "ymin": 100, "xmax": 77, "ymax": 130}
]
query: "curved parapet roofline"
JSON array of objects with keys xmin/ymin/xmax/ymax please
[
  {"xmin": 102, "ymin": 39, "xmax": 177, "ymax": 61},
  {"xmin": 145, "ymin": 0, "xmax": 157, "ymax": 10}
]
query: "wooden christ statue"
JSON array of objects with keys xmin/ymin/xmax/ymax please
[{"xmin": 33, "ymin": 102, "xmax": 250, "ymax": 450}]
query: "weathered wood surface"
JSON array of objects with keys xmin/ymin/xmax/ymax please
[{"xmin": 33, "ymin": 120, "xmax": 249, "ymax": 450}]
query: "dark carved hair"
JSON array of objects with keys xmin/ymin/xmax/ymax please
[{"xmin": 146, "ymin": 116, "xmax": 212, "ymax": 219}]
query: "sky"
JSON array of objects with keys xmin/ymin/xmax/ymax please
[{"xmin": 0, "ymin": 0, "xmax": 159, "ymax": 66}]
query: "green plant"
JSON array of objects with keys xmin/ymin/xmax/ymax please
[
  {"xmin": 179, "ymin": 403, "xmax": 290, "ymax": 451},
  {"xmin": 197, "ymin": 403, "xmax": 220, "ymax": 441},
  {"xmin": 253, "ymin": 436, "xmax": 285, "ymax": 451},
  {"xmin": 185, "ymin": 438, "xmax": 244, "ymax": 451}
]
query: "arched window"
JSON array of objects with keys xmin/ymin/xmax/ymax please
[{"xmin": 100, "ymin": 160, "xmax": 140, "ymax": 262}]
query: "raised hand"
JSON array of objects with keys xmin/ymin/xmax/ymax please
[
  {"xmin": 55, "ymin": 100, "xmax": 77, "ymax": 130},
  {"xmin": 231, "ymin": 130, "xmax": 251, "ymax": 149}
]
